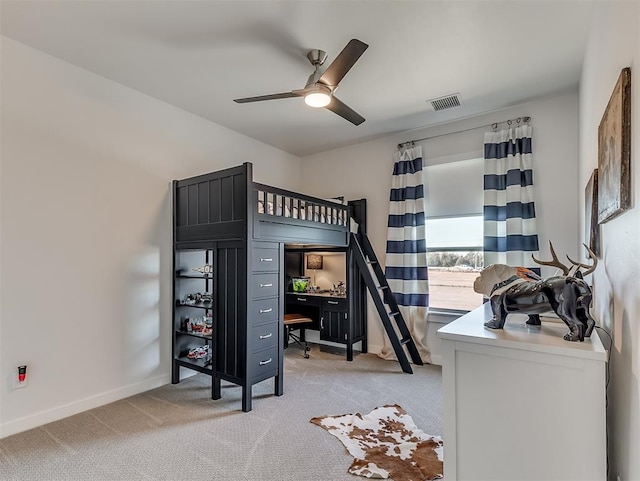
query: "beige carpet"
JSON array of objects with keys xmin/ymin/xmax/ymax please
[{"xmin": 0, "ymin": 346, "xmax": 442, "ymax": 481}]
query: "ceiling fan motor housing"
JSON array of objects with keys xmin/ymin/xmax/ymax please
[
  {"xmin": 305, "ymin": 50, "xmax": 329, "ymax": 89},
  {"xmin": 306, "ymin": 49, "xmax": 328, "ymax": 67}
]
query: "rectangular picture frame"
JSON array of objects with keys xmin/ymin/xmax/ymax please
[
  {"xmin": 598, "ymin": 67, "xmax": 631, "ymax": 224},
  {"xmin": 585, "ymin": 169, "xmax": 600, "ymax": 258}
]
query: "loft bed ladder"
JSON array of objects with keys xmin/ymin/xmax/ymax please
[{"xmin": 350, "ymin": 232, "xmax": 423, "ymax": 374}]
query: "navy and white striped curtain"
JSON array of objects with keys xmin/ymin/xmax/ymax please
[
  {"xmin": 484, "ymin": 125, "xmax": 540, "ymax": 272},
  {"xmin": 380, "ymin": 145, "xmax": 430, "ymax": 363}
]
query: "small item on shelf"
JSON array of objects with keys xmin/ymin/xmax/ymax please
[
  {"xmin": 332, "ymin": 281, "xmax": 346, "ymax": 296},
  {"xmin": 183, "ymin": 293, "xmax": 197, "ymax": 304},
  {"xmin": 192, "ymin": 264, "xmax": 213, "ymax": 275},
  {"xmin": 187, "ymin": 345, "xmax": 210, "ymax": 360},
  {"xmin": 186, "ymin": 314, "xmax": 213, "ymax": 336},
  {"xmin": 291, "ymin": 276, "xmax": 310, "ymax": 293},
  {"xmin": 182, "ymin": 292, "xmax": 213, "ymax": 305}
]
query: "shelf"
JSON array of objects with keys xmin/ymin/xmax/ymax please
[
  {"xmin": 176, "ymin": 301, "xmax": 214, "ymax": 310},
  {"xmin": 176, "ymin": 274, "xmax": 213, "ymax": 279},
  {"xmin": 173, "ymin": 249, "xmax": 216, "ymax": 383},
  {"xmin": 174, "ymin": 356, "xmax": 213, "ymax": 375},
  {"xmin": 176, "ymin": 329, "xmax": 213, "ymax": 340}
]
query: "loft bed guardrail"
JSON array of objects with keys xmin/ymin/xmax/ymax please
[
  {"xmin": 252, "ymin": 181, "xmax": 349, "ymax": 245},
  {"xmin": 253, "ymin": 182, "xmax": 349, "ymax": 229}
]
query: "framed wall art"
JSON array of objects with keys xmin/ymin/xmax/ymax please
[
  {"xmin": 598, "ymin": 67, "xmax": 631, "ymax": 224},
  {"xmin": 585, "ymin": 169, "xmax": 600, "ymax": 257}
]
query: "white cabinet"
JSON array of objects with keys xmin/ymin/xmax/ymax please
[{"xmin": 437, "ymin": 304, "xmax": 607, "ymax": 481}]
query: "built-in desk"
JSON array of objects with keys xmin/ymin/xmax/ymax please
[
  {"xmin": 286, "ymin": 292, "xmax": 365, "ymax": 360},
  {"xmin": 437, "ymin": 304, "xmax": 607, "ymax": 481}
]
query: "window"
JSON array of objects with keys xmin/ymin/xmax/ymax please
[
  {"xmin": 426, "ymin": 216, "xmax": 484, "ymax": 311},
  {"xmin": 425, "ymin": 157, "xmax": 484, "ymax": 311}
]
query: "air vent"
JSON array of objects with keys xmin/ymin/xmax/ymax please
[{"xmin": 428, "ymin": 93, "xmax": 462, "ymax": 111}]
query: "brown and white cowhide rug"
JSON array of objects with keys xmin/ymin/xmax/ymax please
[{"xmin": 310, "ymin": 404, "xmax": 443, "ymax": 481}]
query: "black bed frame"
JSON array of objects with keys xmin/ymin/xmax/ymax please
[{"xmin": 172, "ymin": 162, "xmax": 367, "ymax": 411}]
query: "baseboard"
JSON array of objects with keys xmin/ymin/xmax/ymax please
[
  {"xmin": 430, "ymin": 354, "xmax": 442, "ymax": 366},
  {"xmin": 305, "ymin": 331, "xmax": 376, "ymax": 354},
  {"xmin": 350, "ymin": 342, "xmax": 441, "ymax": 366},
  {"xmin": 0, "ymin": 373, "xmax": 171, "ymax": 439},
  {"xmin": 305, "ymin": 335, "xmax": 433, "ymax": 366}
]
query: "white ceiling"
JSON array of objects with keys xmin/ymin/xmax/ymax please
[{"xmin": 1, "ymin": 1, "xmax": 595, "ymax": 157}]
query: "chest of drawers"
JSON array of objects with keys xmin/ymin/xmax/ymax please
[{"xmin": 437, "ymin": 304, "xmax": 607, "ymax": 480}]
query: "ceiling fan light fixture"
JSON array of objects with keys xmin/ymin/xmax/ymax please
[{"xmin": 304, "ymin": 91, "xmax": 331, "ymax": 108}]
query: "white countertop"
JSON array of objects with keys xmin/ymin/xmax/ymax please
[{"xmin": 437, "ymin": 303, "xmax": 607, "ymax": 362}]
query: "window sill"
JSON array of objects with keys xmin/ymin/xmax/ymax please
[
  {"xmin": 427, "ymin": 308, "xmax": 472, "ymax": 324},
  {"xmin": 429, "ymin": 307, "xmax": 470, "ymax": 316}
]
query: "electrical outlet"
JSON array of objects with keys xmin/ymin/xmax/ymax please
[{"xmin": 14, "ymin": 365, "xmax": 28, "ymax": 389}]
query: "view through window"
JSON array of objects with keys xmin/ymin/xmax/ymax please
[
  {"xmin": 423, "ymin": 143, "xmax": 486, "ymax": 313},
  {"xmin": 426, "ymin": 215, "xmax": 484, "ymax": 311}
]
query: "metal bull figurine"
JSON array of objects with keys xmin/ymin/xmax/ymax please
[{"xmin": 473, "ymin": 242, "xmax": 597, "ymax": 342}]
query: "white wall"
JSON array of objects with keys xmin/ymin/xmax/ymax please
[
  {"xmin": 301, "ymin": 89, "xmax": 580, "ymax": 357},
  {"xmin": 303, "ymin": 251, "xmax": 346, "ymax": 291},
  {"xmin": 0, "ymin": 37, "xmax": 301, "ymax": 437},
  {"xmin": 579, "ymin": 4, "xmax": 640, "ymax": 480}
]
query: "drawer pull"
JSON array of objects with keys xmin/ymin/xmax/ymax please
[
  {"xmin": 259, "ymin": 308, "xmax": 273, "ymax": 314},
  {"xmin": 260, "ymin": 258, "xmax": 273, "ymax": 262},
  {"xmin": 259, "ymin": 333, "xmax": 273, "ymax": 340},
  {"xmin": 327, "ymin": 300, "xmax": 338, "ymax": 305},
  {"xmin": 259, "ymin": 358, "xmax": 273, "ymax": 366},
  {"xmin": 260, "ymin": 283, "xmax": 273, "ymax": 288},
  {"xmin": 297, "ymin": 297, "xmax": 306, "ymax": 302}
]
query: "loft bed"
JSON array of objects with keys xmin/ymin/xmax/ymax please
[
  {"xmin": 172, "ymin": 162, "xmax": 366, "ymax": 412},
  {"xmin": 174, "ymin": 162, "xmax": 351, "ymax": 247}
]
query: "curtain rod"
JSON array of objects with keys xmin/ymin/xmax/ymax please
[{"xmin": 397, "ymin": 116, "xmax": 531, "ymax": 150}]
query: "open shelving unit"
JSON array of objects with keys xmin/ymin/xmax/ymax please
[{"xmin": 172, "ymin": 248, "xmax": 215, "ymax": 384}]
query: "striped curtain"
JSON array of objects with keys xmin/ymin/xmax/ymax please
[
  {"xmin": 380, "ymin": 146, "xmax": 430, "ymax": 363},
  {"xmin": 483, "ymin": 125, "xmax": 540, "ymax": 273}
]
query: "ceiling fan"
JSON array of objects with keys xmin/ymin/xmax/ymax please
[{"xmin": 233, "ymin": 39, "xmax": 369, "ymax": 125}]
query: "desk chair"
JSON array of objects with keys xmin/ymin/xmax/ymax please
[{"xmin": 283, "ymin": 313, "xmax": 312, "ymax": 358}]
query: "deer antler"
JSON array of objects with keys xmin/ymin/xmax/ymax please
[
  {"xmin": 531, "ymin": 241, "xmax": 570, "ymax": 275},
  {"xmin": 566, "ymin": 243, "xmax": 598, "ymax": 276}
]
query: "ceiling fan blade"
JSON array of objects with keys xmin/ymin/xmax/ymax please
[
  {"xmin": 319, "ymin": 39, "xmax": 369, "ymax": 88},
  {"xmin": 234, "ymin": 91, "xmax": 303, "ymax": 103},
  {"xmin": 326, "ymin": 96, "xmax": 365, "ymax": 125}
]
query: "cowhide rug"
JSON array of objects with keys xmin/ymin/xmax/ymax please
[{"xmin": 310, "ymin": 404, "xmax": 443, "ymax": 481}]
